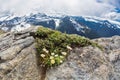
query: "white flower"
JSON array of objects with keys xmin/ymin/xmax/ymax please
[
  {"xmin": 40, "ymin": 54, "xmax": 45, "ymax": 58},
  {"xmin": 51, "ymin": 59, "xmax": 55, "ymax": 64},
  {"xmin": 60, "ymin": 56, "xmax": 64, "ymax": 58},
  {"xmin": 60, "ymin": 60, "xmax": 63, "ymax": 63},
  {"xmin": 55, "ymin": 54, "xmax": 58, "ymax": 57},
  {"xmin": 50, "ymin": 56, "xmax": 54, "ymax": 59},
  {"xmin": 67, "ymin": 45, "xmax": 72, "ymax": 50},
  {"xmin": 61, "ymin": 52, "xmax": 67, "ymax": 56},
  {"xmin": 43, "ymin": 48, "xmax": 49, "ymax": 53},
  {"xmin": 51, "ymin": 53, "xmax": 55, "ymax": 56}
]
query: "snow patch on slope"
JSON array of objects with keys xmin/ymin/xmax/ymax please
[{"xmin": 11, "ymin": 22, "xmax": 31, "ymax": 31}]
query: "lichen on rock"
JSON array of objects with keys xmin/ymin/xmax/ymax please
[{"xmin": 0, "ymin": 29, "xmax": 5, "ymax": 35}]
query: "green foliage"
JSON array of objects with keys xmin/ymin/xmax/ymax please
[{"xmin": 35, "ymin": 27, "xmax": 102, "ymax": 68}]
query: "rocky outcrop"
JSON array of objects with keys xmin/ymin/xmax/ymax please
[
  {"xmin": 0, "ymin": 27, "xmax": 41, "ymax": 80},
  {"xmin": 0, "ymin": 26, "xmax": 120, "ymax": 80},
  {"xmin": 46, "ymin": 36, "xmax": 120, "ymax": 80}
]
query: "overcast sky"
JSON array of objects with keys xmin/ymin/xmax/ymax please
[{"xmin": 0, "ymin": 0, "xmax": 120, "ymax": 20}]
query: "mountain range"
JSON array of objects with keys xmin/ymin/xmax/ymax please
[{"xmin": 0, "ymin": 13, "xmax": 120, "ymax": 39}]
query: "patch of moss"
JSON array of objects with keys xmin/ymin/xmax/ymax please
[{"xmin": 35, "ymin": 27, "xmax": 102, "ymax": 68}]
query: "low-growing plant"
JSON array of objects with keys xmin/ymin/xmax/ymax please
[{"xmin": 35, "ymin": 27, "xmax": 102, "ymax": 68}]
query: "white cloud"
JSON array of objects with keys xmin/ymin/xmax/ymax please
[
  {"xmin": 101, "ymin": 0, "xmax": 120, "ymax": 9},
  {"xmin": 102, "ymin": 12, "xmax": 120, "ymax": 21},
  {"xmin": 0, "ymin": 0, "xmax": 118, "ymax": 18}
]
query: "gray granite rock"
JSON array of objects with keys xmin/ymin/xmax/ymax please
[
  {"xmin": 2, "ymin": 44, "xmax": 41, "ymax": 80},
  {"xmin": 45, "ymin": 46, "xmax": 108, "ymax": 80},
  {"xmin": 46, "ymin": 36, "xmax": 120, "ymax": 80},
  {"xmin": 0, "ymin": 26, "xmax": 120, "ymax": 80},
  {"xmin": 0, "ymin": 26, "xmax": 41, "ymax": 80}
]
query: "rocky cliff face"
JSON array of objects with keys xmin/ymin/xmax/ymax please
[{"xmin": 0, "ymin": 27, "xmax": 120, "ymax": 80}]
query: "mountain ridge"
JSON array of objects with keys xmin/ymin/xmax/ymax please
[{"xmin": 0, "ymin": 13, "xmax": 120, "ymax": 39}]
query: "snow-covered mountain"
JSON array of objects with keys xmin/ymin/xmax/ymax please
[{"xmin": 0, "ymin": 13, "xmax": 120, "ymax": 39}]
